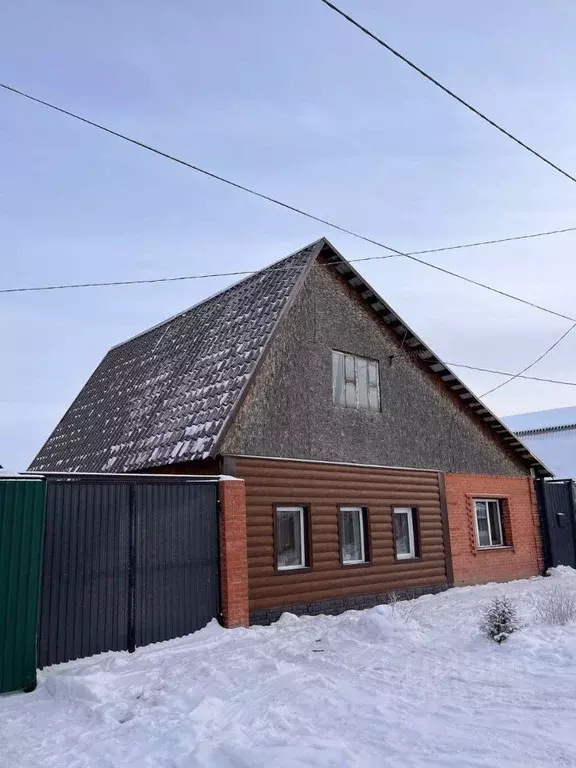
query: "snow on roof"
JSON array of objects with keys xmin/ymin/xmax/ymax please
[
  {"xmin": 516, "ymin": 430, "xmax": 576, "ymax": 479},
  {"xmin": 29, "ymin": 242, "xmax": 321, "ymax": 473},
  {"xmin": 503, "ymin": 406, "xmax": 576, "ymax": 479},
  {"xmin": 504, "ymin": 406, "xmax": 576, "ymax": 433}
]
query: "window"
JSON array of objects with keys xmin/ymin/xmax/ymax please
[
  {"xmin": 393, "ymin": 507, "xmax": 419, "ymax": 560},
  {"xmin": 275, "ymin": 506, "xmax": 309, "ymax": 570},
  {"xmin": 333, "ymin": 351, "xmax": 380, "ymax": 412},
  {"xmin": 339, "ymin": 507, "xmax": 369, "ymax": 565},
  {"xmin": 474, "ymin": 499, "xmax": 505, "ymax": 548}
]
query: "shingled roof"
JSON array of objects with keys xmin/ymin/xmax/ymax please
[
  {"xmin": 30, "ymin": 241, "xmax": 321, "ymax": 472},
  {"xmin": 30, "ymin": 238, "xmax": 551, "ymax": 476}
]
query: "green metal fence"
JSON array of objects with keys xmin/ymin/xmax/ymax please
[{"xmin": 0, "ymin": 477, "xmax": 45, "ymax": 694}]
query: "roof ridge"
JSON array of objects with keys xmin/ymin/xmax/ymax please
[{"xmin": 109, "ymin": 238, "xmax": 327, "ymax": 352}]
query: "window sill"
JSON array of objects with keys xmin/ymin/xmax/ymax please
[
  {"xmin": 476, "ymin": 545, "xmax": 513, "ymax": 552},
  {"xmin": 333, "ymin": 403, "xmax": 382, "ymax": 415},
  {"xmin": 341, "ymin": 561, "xmax": 372, "ymax": 569},
  {"xmin": 394, "ymin": 557, "xmax": 422, "ymax": 563},
  {"xmin": 275, "ymin": 566, "xmax": 312, "ymax": 575}
]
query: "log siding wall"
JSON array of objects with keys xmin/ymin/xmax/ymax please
[{"xmin": 234, "ymin": 457, "xmax": 449, "ymax": 613}]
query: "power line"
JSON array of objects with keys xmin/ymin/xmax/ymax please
[
  {"xmin": 403, "ymin": 255, "xmax": 575, "ymax": 323},
  {"xmin": 2, "ymin": 265, "xmax": 576, "ymax": 391},
  {"xmin": 345, "ymin": 224, "xmax": 576, "ymax": 261},
  {"xmin": 319, "ymin": 0, "xmax": 576, "ymax": 185},
  {"xmin": 0, "ymin": 223, "xmax": 573, "ymax": 293},
  {"xmin": 447, "ymin": 362, "xmax": 576, "ymax": 388},
  {"xmin": 2, "ymin": 228, "xmax": 576, "ymax": 310},
  {"xmin": 1, "ymin": 81, "xmax": 574, "ymax": 324},
  {"xmin": 479, "ymin": 321, "xmax": 576, "ymax": 397},
  {"xmin": 407, "ymin": 225, "xmax": 576, "ymax": 257},
  {"xmin": 0, "ymin": 82, "xmax": 403, "ymax": 256},
  {"xmin": 0, "ymin": 268, "xmax": 267, "ymax": 294},
  {"xmin": 2, "ymin": 77, "xmax": 575, "ymax": 409}
]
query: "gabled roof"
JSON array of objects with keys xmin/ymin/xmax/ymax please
[{"xmin": 30, "ymin": 238, "xmax": 551, "ymax": 476}]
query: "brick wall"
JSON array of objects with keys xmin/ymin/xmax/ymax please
[
  {"xmin": 444, "ymin": 473, "xmax": 543, "ymax": 585},
  {"xmin": 219, "ymin": 479, "xmax": 249, "ymax": 627}
]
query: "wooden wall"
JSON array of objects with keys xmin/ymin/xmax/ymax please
[{"xmin": 234, "ymin": 456, "xmax": 449, "ymax": 612}]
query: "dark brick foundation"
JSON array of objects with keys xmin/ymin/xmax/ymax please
[{"xmin": 249, "ymin": 583, "xmax": 451, "ymax": 626}]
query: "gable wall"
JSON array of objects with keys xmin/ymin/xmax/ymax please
[{"xmin": 221, "ymin": 264, "xmax": 527, "ymax": 476}]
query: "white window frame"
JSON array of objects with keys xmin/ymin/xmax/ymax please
[
  {"xmin": 393, "ymin": 507, "xmax": 416, "ymax": 560},
  {"xmin": 276, "ymin": 506, "xmax": 307, "ymax": 571},
  {"xmin": 332, "ymin": 351, "xmax": 381, "ymax": 412},
  {"xmin": 340, "ymin": 506, "xmax": 367, "ymax": 565},
  {"xmin": 473, "ymin": 498, "xmax": 505, "ymax": 548}
]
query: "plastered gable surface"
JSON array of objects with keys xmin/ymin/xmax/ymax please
[{"xmin": 222, "ymin": 264, "xmax": 527, "ymax": 476}]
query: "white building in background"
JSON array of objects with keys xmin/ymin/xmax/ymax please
[{"xmin": 505, "ymin": 406, "xmax": 576, "ymax": 479}]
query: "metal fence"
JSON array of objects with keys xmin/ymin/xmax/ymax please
[
  {"xmin": 535, "ymin": 478, "xmax": 576, "ymax": 569},
  {"xmin": 0, "ymin": 477, "xmax": 45, "ymax": 693},
  {"xmin": 38, "ymin": 475, "xmax": 219, "ymax": 668}
]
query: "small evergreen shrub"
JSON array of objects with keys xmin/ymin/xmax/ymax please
[{"xmin": 480, "ymin": 596, "xmax": 519, "ymax": 643}]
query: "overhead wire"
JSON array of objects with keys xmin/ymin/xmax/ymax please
[
  {"xmin": 318, "ymin": 0, "xmax": 576, "ymax": 185},
  {"xmin": 479, "ymin": 321, "xmax": 576, "ymax": 397},
  {"xmin": 316, "ymin": 1, "xmax": 576, "ymax": 396},
  {"xmin": 446, "ymin": 363, "xmax": 576, "ymax": 388},
  {"xmin": 0, "ymin": 82, "xmax": 403, "ymax": 254},
  {"xmin": 2, "ymin": 82, "xmax": 575, "ymax": 397},
  {"xmin": 406, "ymin": 225, "xmax": 576, "ymax": 257},
  {"xmin": 3, "ymin": 222, "xmax": 576, "ymax": 298},
  {"xmin": 1, "ymin": 81, "xmax": 575, "ymax": 325},
  {"xmin": 0, "ymin": 268, "xmax": 270, "ymax": 294}
]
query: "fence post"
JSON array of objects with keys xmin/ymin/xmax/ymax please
[{"xmin": 218, "ymin": 478, "xmax": 249, "ymax": 628}]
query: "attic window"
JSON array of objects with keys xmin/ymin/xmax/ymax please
[{"xmin": 332, "ymin": 351, "xmax": 380, "ymax": 412}]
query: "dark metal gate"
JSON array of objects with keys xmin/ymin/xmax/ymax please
[
  {"xmin": 133, "ymin": 482, "xmax": 220, "ymax": 648},
  {"xmin": 535, "ymin": 479, "xmax": 576, "ymax": 569},
  {"xmin": 38, "ymin": 475, "xmax": 219, "ymax": 668}
]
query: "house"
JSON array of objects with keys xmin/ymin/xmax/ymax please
[
  {"xmin": 505, "ymin": 406, "xmax": 576, "ymax": 479},
  {"xmin": 30, "ymin": 238, "xmax": 549, "ymax": 623}
]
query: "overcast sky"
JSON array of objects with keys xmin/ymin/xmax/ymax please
[{"xmin": 2, "ymin": 0, "xmax": 576, "ymax": 470}]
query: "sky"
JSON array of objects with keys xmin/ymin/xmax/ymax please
[{"xmin": 2, "ymin": 0, "xmax": 576, "ymax": 470}]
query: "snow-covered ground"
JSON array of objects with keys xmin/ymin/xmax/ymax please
[{"xmin": 3, "ymin": 571, "xmax": 576, "ymax": 768}]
